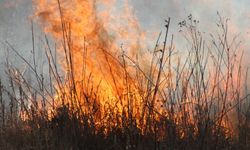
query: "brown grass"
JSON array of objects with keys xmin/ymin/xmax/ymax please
[{"xmin": 0, "ymin": 12, "xmax": 249, "ymax": 150}]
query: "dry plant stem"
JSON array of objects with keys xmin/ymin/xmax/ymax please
[{"xmin": 0, "ymin": 5, "xmax": 249, "ymax": 149}]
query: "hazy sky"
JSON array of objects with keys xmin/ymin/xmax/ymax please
[
  {"xmin": 0, "ymin": 0, "xmax": 250, "ymax": 67},
  {"xmin": 0, "ymin": 0, "xmax": 32, "ymax": 70}
]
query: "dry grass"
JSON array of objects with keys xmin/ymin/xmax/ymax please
[{"xmin": 0, "ymin": 12, "xmax": 249, "ymax": 150}]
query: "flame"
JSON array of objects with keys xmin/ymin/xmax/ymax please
[
  {"xmin": 31, "ymin": 0, "xmax": 244, "ymax": 138},
  {"xmin": 33, "ymin": 0, "xmax": 153, "ymax": 129}
]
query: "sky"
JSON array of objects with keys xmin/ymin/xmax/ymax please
[
  {"xmin": 0, "ymin": 0, "xmax": 250, "ymax": 70},
  {"xmin": 0, "ymin": 0, "xmax": 32, "ymax": 71}
]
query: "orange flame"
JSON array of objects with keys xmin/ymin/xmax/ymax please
[
  {"xmin": 33, "ymin": 0, "xmax": 152, "ymax": 127},
  {"xmin": 32, "ymin": 0, "xmax": 244, "ymax": 137}
]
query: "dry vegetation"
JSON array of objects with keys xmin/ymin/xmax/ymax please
[{"xmin": 0, "ymin": 7, "xmax": 249, "ymax": 150}]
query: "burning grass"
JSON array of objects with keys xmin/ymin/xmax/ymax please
[{"xmin": 0, "ymin": 1, "xmax": 249, "ymax": 150}]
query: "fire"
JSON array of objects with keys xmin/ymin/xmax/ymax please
[
  {"xmin": 31, "ymin": 0, "xmax": 246, "ymax": 138},
  {"xmin": 33, "ymin": 0, "xmax": 153, "ymax": 129}
]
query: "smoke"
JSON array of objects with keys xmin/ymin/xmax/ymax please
[
  {"xmin": 131, "ymin": 0, "xmax": 250, "ymax": 65},
  {"xmin": 0, "ymin": 0, "xmax": 32, "ymax": 74},
  {"xmin": 1, "ymin": 0, "xmax": 250, "ymax": 75},
  {"xmin": 1, "ymin": 0, "xmax": 249, "ymax": 49},
  {"xmin": 0, "ymin": 0, "xmax": 249, "ymax": 132}
]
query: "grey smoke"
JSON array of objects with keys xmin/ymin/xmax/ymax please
[{"xmin": 0, "ymin": 0, "xmax": 250, "ymax": 70}]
